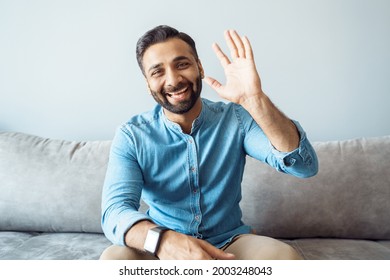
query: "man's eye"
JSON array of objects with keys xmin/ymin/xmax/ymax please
[
  {"xmin": 151, "ymin": 70, "xmax": 162, "ymax": 77},
  {"xmin": 177, "ymin": 62, "xmax": 190, "ymax": 69}
]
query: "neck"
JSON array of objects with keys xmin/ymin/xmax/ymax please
[{"xmin": 164, "ymin": 98, "xmax": 202, "ymax": 134}]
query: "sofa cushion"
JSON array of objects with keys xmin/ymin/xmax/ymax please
[
  {"xmin": 0, "ymin": 132, "xmax": 111, "ymax": 233},
  {"xmin": 378, "ymin": 241, "xmax": 390, "ymax": 251},
  {"xmin": 291, "ymin": 238, "xmax": 390, "ymax": 260},
  {"xmin": 0, "ymin": 231, "xmax": 111, "ymax": 260},
  {"xmin": 241, "ymin": 135, "xmax": 390, "ymax": 240}
]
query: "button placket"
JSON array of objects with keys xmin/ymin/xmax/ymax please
[{"xmin": 186, "ymin": 135, "xmax": 202, "ymax": 236}]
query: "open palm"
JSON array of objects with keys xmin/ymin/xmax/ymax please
[{"xmin": 205, "ymin": 30, "xmax": 263, "ymax": 105}]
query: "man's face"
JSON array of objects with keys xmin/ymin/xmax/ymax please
[{"xmin": 142, "ymin": 38, "xmax": 204, "ymax": 114}]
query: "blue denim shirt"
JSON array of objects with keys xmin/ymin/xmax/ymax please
[{"xmin": 101, "ymin": 98, "xmax": 318, "ymax": 248}]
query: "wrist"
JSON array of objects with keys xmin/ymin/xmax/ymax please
[
  {"xmin": 125, "ymin": 220, "xmax": 155, "ymax": 248},
  {"xmin": 155, "ymin": 229, "xmax": 175, "ymax": 258},
  {"xmin": 239, "ymin": 91, "xmax": 268, "ymax": 115},
  {"xmin": 143, "ymin": 226, "xmax": 170, "ymax": 258}
]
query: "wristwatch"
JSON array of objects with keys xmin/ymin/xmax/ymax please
[{"xmin": 143, "ymin": 226, "xmax": 169, "ymax": 258}]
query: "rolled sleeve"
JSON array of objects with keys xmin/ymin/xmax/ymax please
[
  {"xmin": 105, "ymin": 210, "xmax": 151, "ymax": 246},
  {"xmin": 270, "ymin": 121, "xmax": 318, "ymax": 178}
]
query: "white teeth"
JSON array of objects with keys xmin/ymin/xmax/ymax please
[{"xmin": 167, "ymin": 87, "xmax": 188, "ymax": 96}]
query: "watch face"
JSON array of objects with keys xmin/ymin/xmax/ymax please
[{"xmin": 144, "ymin": 229, "xmax": 160, "ymax": 253}]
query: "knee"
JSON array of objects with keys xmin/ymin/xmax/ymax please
[
  {"xmin": 99, "ymin": 245, "xmax": 136, "ymax": 260},
  {"xmin": 100, "ymin": 245, "xmax": 157, "ymax": 260},
  {"xmin": 275, "ymin": 243, "xmax": 303, "ymax": 260},
  {"xmin": 225, "ymin": 235, "xmax": 303, "ymax": 260},
  {"xmin": 99, "ymin": 245, "xmax": 120, "ymax": 260}
]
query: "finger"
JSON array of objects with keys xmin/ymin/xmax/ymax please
[
  {"xmin": 198, "ymin": 239, "xmax": 236, "ymax": 260},
  {"xmin": 212, "ymin": 42, "xmax": 230, "ymax": 67},
  {"xmin": 212, "ymin": 250, "xmax": 236, "ymax": 260},
  {"xmin": 224, "ymin": 30, "xmax": 238, "ymax": 59},
  {"xmin": 204, "ymin": 76, "xmax": 224, "ymax": 94},
  {"xmin": 229, "ymin": 30, "xmax": 246, "ymax": 59},
  {"xmin": 242, "ymin": 35, "xmax": 254, "ymax": 60}
]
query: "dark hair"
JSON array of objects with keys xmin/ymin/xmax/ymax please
[{"xmin": 136, "ymin": 25, "xmax": 199, "ymax": 74}]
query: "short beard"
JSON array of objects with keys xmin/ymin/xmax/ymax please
[{"xmin": 150, "ymin": 76, "xmax": 202, "ymax": 114}]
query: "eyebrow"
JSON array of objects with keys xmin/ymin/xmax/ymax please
[
  {"xmin": 147, "ymin": 56, "xmax": 192, "ymax": 74},
  {"xmin": 147, "ymin": 63, "xmax": 163, "ymax": 74}
]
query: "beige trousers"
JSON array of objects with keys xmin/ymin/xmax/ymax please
[{"xmin": 100, "ymin": 234, "xmax": 303, "ymax": 260}]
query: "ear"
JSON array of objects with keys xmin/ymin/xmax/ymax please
[
  {"xmin": 197, "ymin": 59, "xmax": 205, "ymax": 79},
  {"xmin": 145, "ymin": 79, "xmax": 152, "ymax": 95}
]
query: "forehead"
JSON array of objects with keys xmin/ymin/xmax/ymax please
[{"xmin": 142, "ymin": 38, "xmax": 196, "ymax": 69}]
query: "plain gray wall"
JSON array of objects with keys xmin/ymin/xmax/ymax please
[{"xmin": 1, "ymin": 0, "xmax": 389, "ymax": 141}]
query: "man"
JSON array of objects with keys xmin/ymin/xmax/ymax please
[{"xmin": 100, "ymin": 25, "xmax": 318, "ymax": 260}]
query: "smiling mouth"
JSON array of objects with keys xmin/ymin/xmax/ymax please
[{"xmin": 165, "ymin": 86, "xmax": 189, "ymax": 98}]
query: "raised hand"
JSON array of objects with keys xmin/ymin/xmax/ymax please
[
  {"xmin": 204, "ymin": 30, "xmax": 264, "ymax": 106},
  {"xmin": 205, "ymin": 29, "xmax": 300, "ymax": 152}
]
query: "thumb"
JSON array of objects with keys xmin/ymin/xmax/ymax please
[{"xmin": 204, "ymin": 76, "xmax": 224, "ymax": 94}]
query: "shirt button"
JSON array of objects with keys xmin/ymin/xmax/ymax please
[
  {"xmin": 195, "ymin": 215, "xmax": 200, "ymax": 221},
  {"xmin": 284, "ymin": 157, "xmax": 296, "ymax": 167},
  {"xmin": 190, "ymin": 167, "xmax": 196, "ymax": 172}
]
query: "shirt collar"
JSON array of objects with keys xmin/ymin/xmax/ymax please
[{"xmin": 160, "ymin": 98, "xmax": 206, "ymax": 134}]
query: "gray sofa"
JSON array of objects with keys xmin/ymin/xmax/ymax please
[{"xmin": 0, "ymin": 131, "xmax": 389, "ymax": 260}]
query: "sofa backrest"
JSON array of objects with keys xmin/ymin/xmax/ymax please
[
  {"xmin": 0, "ymin": 132, "xmax": 110, "ymax": 233},
  {"xmin": 241, "ymin": 135, "xmax": 390, "ymax": 240}
]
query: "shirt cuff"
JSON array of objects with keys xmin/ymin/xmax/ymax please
[
  {"xmin": 270, "ymin": 120, "xmax": 318, "ymax": 177},
  {"xmin": 115, "ymin": 211, "xmax": 153, "ymax": 246}
]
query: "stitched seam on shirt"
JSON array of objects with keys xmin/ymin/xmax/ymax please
[
  {"xmin": 233, "ymin": 104, "xmax": 246, "ymax": 138},
  {"xmin": 124, "ymin": 109, "xmax": 160, "ymax": 128},
  {"xmin": 120, "ymin": 111, "xmax": 161, "ymax": 146},
  {"xmin": 119, "ymin": 124, "xmax": 136, "ymax": 148}
]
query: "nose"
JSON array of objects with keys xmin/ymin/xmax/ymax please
[{"xmin": 165, "ymin": 68, "xmax": 183, "ymax": 87}]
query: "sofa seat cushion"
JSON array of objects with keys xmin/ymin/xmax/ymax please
[
  {"xmin": 378, "ymin": 240, "xmax": 390, "ymax": 251},
  {"xmin": 289, "ymin": 238, "xmax": 390, "ymax": 260},
  {"xmin": 0, "ymin": 231, "xmax": 111, "ymax": 260}
]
